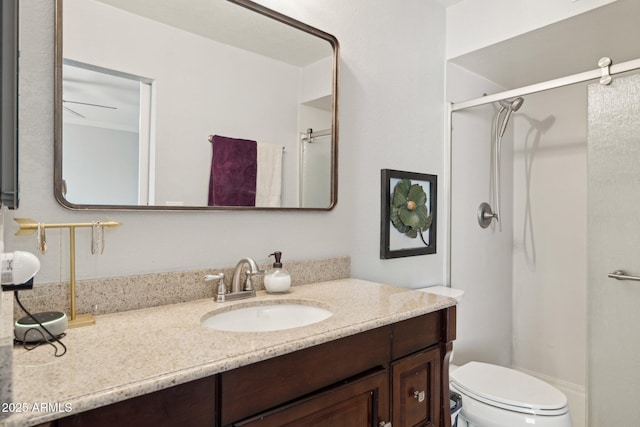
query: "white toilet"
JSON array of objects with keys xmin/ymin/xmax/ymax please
[{"xmin": 416, "ymin": 286, "xmax": 572, "ymax": 427}]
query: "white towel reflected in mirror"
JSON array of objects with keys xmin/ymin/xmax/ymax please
[{"xmin": 255, "ymin": 142, "xmax": 283, "ymax": 207}]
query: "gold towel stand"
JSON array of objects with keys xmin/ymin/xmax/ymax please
[{"xmin": 14, "ymin": 218, "xmax": 121, "ymax": 328}]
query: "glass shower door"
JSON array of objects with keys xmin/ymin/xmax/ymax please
[
  {"xmin": 300, "ymin": 137, "xmax": 331, "ymax": 208},
  {"xmin": 587, "ymin": 73, "xmax": 640, "ymax": 424}
]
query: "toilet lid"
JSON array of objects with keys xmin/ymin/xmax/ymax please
[{"xmin": 450, "ymin": 362, "xmax": 568, "ymax": 416}]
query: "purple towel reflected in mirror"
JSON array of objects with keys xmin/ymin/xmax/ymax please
[{"xmin": 208, "ymin": 135, "xmax": 257, "ymax": 206}]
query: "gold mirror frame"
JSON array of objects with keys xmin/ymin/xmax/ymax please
[{"xmin": 53, "ymin": 0, "xmax": 339, "ymax": 211}]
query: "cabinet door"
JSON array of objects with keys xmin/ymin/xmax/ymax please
[
  {"xmin": 392, "ymin": 347, "xmax": 441, "ymax": 427},
  {"xmin": 57, "ymin": 376, "xmax": 216, "ymax": 427},
  {"xmin": 233, "ymin": 369, "xmax": 389, "ymax": 427}
]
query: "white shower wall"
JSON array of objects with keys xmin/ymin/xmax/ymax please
[
  {"xmin": 447, "ymin": 63, "xmax": 513, "ymax": 368},
  {"xmin": 511, "ymin": 84, "xmax": 587, "ymax": 426},
  {"xmin": 511, "ymin": 84, "xmax": 587, "ymax": 383}
]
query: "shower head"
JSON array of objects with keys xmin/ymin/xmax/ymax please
[
  {"xmin": 498, "ymin": 97, "xmax": 524, "ymax": 112},
  {"xmin": 497, "ymin": 97, "xmax": 524, "ymax": 137}
]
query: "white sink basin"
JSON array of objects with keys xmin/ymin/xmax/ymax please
[{"xmin": 201, "ymin": 301, "xmax": 333, "ymax": 332}]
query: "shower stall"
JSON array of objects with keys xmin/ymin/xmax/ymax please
[{"xmin": 446, "ymin": 55, "xmax": 640, "ymax": 427}]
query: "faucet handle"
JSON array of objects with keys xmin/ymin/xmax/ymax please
[
  {"xmin": 246, "ymin": 269, "xmax": 265, "ymax": 277},
  {"xmin": 205, "ymin": 273, "xmax": 227, "ymax": 296},
  {"xmin": 243, "ymin": 269, "xmax": 264, "ymax": 292}
]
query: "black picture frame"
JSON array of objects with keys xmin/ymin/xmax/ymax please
[{"xmin": 380, "ymin": 169, "xmax": 437, "ymax": 259}]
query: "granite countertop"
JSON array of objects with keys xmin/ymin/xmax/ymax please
[{"xmin": 4, "ymin": 279, "xmax": 455, "ymax": 426}]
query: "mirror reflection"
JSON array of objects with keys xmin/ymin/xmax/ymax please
[{"xmin": 55, "ymin": 0, "xmax": 338, "ymax": 210}]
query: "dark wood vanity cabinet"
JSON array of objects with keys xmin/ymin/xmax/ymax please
[{"xmin": 48, "ymin": 306, "xmax": 455, "ymax": 427}]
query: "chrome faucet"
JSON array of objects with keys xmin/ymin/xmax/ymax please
[
  {"xmin": 231, "ymin": 257, "xmax": 262, "ymax": 294},
  {"xmin": 205, "ymin": 257, "xmax": 263, "ymax": 302}
]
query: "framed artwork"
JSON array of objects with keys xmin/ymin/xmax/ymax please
[{"xmin": 380, "ymin": 169, "xmax": 437, "ymax": 259}]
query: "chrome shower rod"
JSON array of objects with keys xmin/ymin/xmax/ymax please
[
  {"xmin": 450, "ymin": 57, "xmax": 640, "ymax": 112},
  {"xmin": 300, "ymin": 128, "xmax": 331, "ymax": 143}
]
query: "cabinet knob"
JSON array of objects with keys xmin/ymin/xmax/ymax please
[{"xmin": 413, "ymin": 390, "xmax": 425, "ymax": 403}]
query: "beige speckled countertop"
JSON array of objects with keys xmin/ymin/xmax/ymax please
[{"xmin": 4, "ymin": 279, "xmax": 455, "ymax": 427}]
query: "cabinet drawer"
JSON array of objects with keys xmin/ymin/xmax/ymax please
[
  {"xmin": 392, "ymin": 312, "xmax": 441, "ymax": 360},
  {"xmin": 234, "ymin": 368, "xmax": 389, "ymax": 427},
  {"xmin": 221, "ymin": 326, "xmax": 390, "ymax": 425},
  {"xmin": 391, "ymin": 347, "xmax": 441, "ymax": 427},
  {"xmin": 391, "ymin": 307, "xmax": 456, "ymax": 361}
]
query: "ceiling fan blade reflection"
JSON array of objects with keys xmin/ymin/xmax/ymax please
[
  {"xmin": 63, "ymin": 105, "xmax": 86, "ymax": 118},
  {"xmin": 63, "ymin": 99, "xmax": 117, "ymax": 110}
]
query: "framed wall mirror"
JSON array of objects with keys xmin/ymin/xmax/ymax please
[{"xmin": 54, "ymin": 0, "xmax": 338, "ymax": 210}]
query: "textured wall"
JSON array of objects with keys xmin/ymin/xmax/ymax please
[{"xmin": 587, "ymin": 73, "xmax": 640, "ymax": 425}]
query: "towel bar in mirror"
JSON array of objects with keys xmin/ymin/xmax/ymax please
[{"xmin": 53, "ymin": 0, "xmax": 338, "ymax": 210}]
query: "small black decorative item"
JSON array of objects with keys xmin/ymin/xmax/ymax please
[{"xmin": 380, "ymin": 169, "xmax": 437, "ymax": 259}]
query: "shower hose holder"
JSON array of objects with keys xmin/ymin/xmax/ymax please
[{"xmin": 477, "ymin": 202, "xmax": 497, "ymax": 229}]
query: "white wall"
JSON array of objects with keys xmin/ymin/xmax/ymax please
[
  {"xmin": 10, "ymin": 0, "xmax": 447, "ymax": 289},
  {"xmin": 446, "ymin": 0, "xmax": 618, "ymax": 59},
  {"xmin": 63, "ymin": 123, "xmax": 139, "ymax": 205},
  {"xmin": 300, "ymin": 56, "xmax": 333, "ymax": 104},
  {"xmin": 447, "ymin": 63, "xmax": 513, "ymax": 367},
  {"xmin": 332, "ymin": 0, "xmax": 446, "ymax": 287}
]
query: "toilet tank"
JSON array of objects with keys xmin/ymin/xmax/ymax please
[{"xmin": 415, "ymin": 285, "xmax": 464, "ymax": 303}]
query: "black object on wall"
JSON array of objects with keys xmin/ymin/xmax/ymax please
[{"xmin": 0, "ymin": 0, "xmax": 19, "ymax": 209}]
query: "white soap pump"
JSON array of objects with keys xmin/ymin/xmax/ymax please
[{"xmin": 264, "ymin": 251, "xmax": 291, "ymax": 293}]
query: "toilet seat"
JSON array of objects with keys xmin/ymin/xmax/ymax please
[{"xmin": 450, "ymin": 362, "xmax": 568, "ymax": 416}]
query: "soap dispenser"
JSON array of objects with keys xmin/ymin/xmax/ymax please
[{"xmin": 264, "ymin": 251, "xmax": 291, "ymax": 293}]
